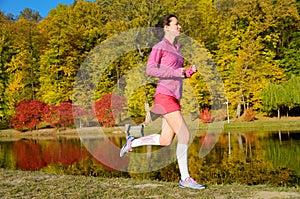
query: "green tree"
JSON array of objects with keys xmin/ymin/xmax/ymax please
[
  {"xmin": 279, "ymin": 32, "xmax": 300, "ymax": 78},
  {"xmin": 282, "ymin": 75, "xmax": 300, "ymax": 116},
  {"xmin": 262, "ymin": 76, "xmax": 300, "ymax": 118},
  {"xmin": 0, "ymin": 12, "xmax": 13, "ymax": 122}
]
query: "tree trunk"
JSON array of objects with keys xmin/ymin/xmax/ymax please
[
  {"xmin": 236, "ymin": 103, "xmax": 241, "ymax": 118},
  {"xmin": 144, "ymin": 101, "xmax": 152, "ymax": 125},
  {"xmin": 242, "ymin": 95, "xmax": 246, "ymax": 110}
]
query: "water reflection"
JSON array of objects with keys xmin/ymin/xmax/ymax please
[{"xmin": 0, "ymin": 131, "xmax": 299, "ymax": 186}]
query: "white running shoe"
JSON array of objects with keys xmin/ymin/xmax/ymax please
[
  {"xmin": 178, "ymin": 177, "xmax": 206, "ymax": 190},
  {"xmin": 120, "ymin": 136, "xmax": 134, "ymax": 158}
]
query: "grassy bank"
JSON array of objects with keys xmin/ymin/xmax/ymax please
[
  {"xmin": 1, "ymin": 117, "xmax": 300, "ymax": 139},
  {"xmin": 0, "ymin": 169, "xmax": 299, "ymax": 199},
  {"xmin": 197, "ymin": 117, "xmax": 300, "ymax": 132}
]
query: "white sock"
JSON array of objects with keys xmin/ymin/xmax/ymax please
[
  {"xmin": 131, "ymin": 134, "xmax": 160, "ymax": 147},
  {"xmin": 177, "ymin": 143, "xmax": 190, "ymax": 181}
]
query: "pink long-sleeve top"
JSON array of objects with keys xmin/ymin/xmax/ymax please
[{"xmin": 146, "ymin": 38, "xmax": 194, "ymax": 100}]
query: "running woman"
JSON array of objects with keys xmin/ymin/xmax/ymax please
[{"xmin": 120, "ymin": 14, "xmax": 205, "ymax": 190}]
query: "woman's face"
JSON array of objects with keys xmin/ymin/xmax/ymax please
[{"xmin": 165, "ymin": 17, "xmax": 181, "ymax": 38}]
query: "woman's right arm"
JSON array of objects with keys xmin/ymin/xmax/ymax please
[{"xmin": 146, "ymin": 47, "xmax": 182, "ymax": 78}]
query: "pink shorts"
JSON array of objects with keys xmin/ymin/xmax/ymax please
[{"xmin": 151, "ymin": 94, "xmax": 181, "ymax": 115}]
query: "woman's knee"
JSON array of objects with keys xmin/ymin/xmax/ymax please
[{"xmin": 177, "ymin": 131, "xmax": 190, "ymax": 144}]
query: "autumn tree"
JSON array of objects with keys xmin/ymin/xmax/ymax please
[
  {"xmin": 211, "ymin": 0, "xmax": 299, "ymax": 117},
  {"xmin": 1, "ymin": 0, "xmax": 300, "ymax": 125},
  {"xmin": 38, "ymin": 1, "xmax": 107, "ymax": 105},
  {"xmin": 1, "ymin": 10, "xmax": 42, "ymax": 120},
  {"xmin": 19, "ymin": 8, "xmax": 42, "ymax": 21}
]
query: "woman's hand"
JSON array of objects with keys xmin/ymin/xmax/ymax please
[
  {"xmin": 183, "ymin": 65, "xmax": 197, "ymax": 78},
  {"xmin": 191, "ymin": 65, "xmax": 197, "ymax": 72}
]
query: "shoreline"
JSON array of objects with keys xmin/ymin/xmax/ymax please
[{"xmin": 1, "ymin": 118, "xmax": 300, "ymax": 141}]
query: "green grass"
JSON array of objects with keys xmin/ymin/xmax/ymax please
[
  {"xmin": 0, "ymin": 169, "xmax": 299, "ymax": 199},
  {"xmin": 197, "ymin": 119, "xmax": 300, "ymax": 132}
]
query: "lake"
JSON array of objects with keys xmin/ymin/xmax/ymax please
[{"xmin": 0, "ymin": 130, "xmax": 299, "ymax": 186}]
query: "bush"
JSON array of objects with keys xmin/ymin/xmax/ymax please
[
  {"xmin": 11, "ymin": 100, "xmax": 82, "ymax": 131},
  {"xmin": 200, "ymin": 108, "xmax": 212, "ymax": 123},
  {"xmin": 241, "ymin": 108, "xmax": 256, "ymax": 122},
  {"xmin": 11, "ymin": 100, "xmax": 47, "ymax": 131},
  {"xmin": 43, "ymin": 102, "xmax": 75, "ymax": 129},
  {"xmin": 93, "ymin": 94, "xmax": 126, "ymax": 127}
]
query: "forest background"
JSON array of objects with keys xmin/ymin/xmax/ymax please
[{"xmin": 0, "ymin": 0, "xmax": 300, "ymax": 130}]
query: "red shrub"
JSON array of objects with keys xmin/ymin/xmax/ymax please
[
  {"xmin": 43, "ymin": 104, "xmax": 60, "ymax": 128},
  {"xmin": 43, "ymin": 102, "xmax": 75, "ymax": 129},
  {"xmin": 241, "ymin": 108, "xmax": 256, "ymax": 122},
  {"xmin": 93, "ymin": 94, "xmax": 126, "ymax": 127},
  {"xmin": 11, "ymin": 100, "xmax": 47, "ymax": 131},
  {"xmin": 56, "ymin": 102, "xmax": 75, "ymax": 127},
  {"xmin": 200, "ymin": 108, "xmax": 212, "ymax": 123}
]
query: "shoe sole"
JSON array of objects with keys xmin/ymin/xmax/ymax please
[{"xmin": 178, "ymin": 184, "xmax": 206, "ymax": 190}]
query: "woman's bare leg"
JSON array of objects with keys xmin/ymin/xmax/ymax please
[
  {"xmin": 122, "ymin": 110, "xmax": 191, "ymax": 181},
  {"xmin": 159, "ymin": 117, "xmax": 175, "ymax": 146},
  {"xmin": 163, "ymin": 110, "xmax": 190, "ymax": 181},
  {"xmin": 131, "ymin": 117, "xmax": 175, "ymax": 147},
  {"xmin": 163, "ymin": 111, "xmax": 190, "ymax": 144}
]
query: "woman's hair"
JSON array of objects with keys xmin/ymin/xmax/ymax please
[{"xmin": 153, "ymin": 14, "xmax": 177, "ymax": 40}]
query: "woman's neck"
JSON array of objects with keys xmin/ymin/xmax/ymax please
[{"xmin": 164, "ymin": 34, "xmax": 176, "ymax": 44}]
